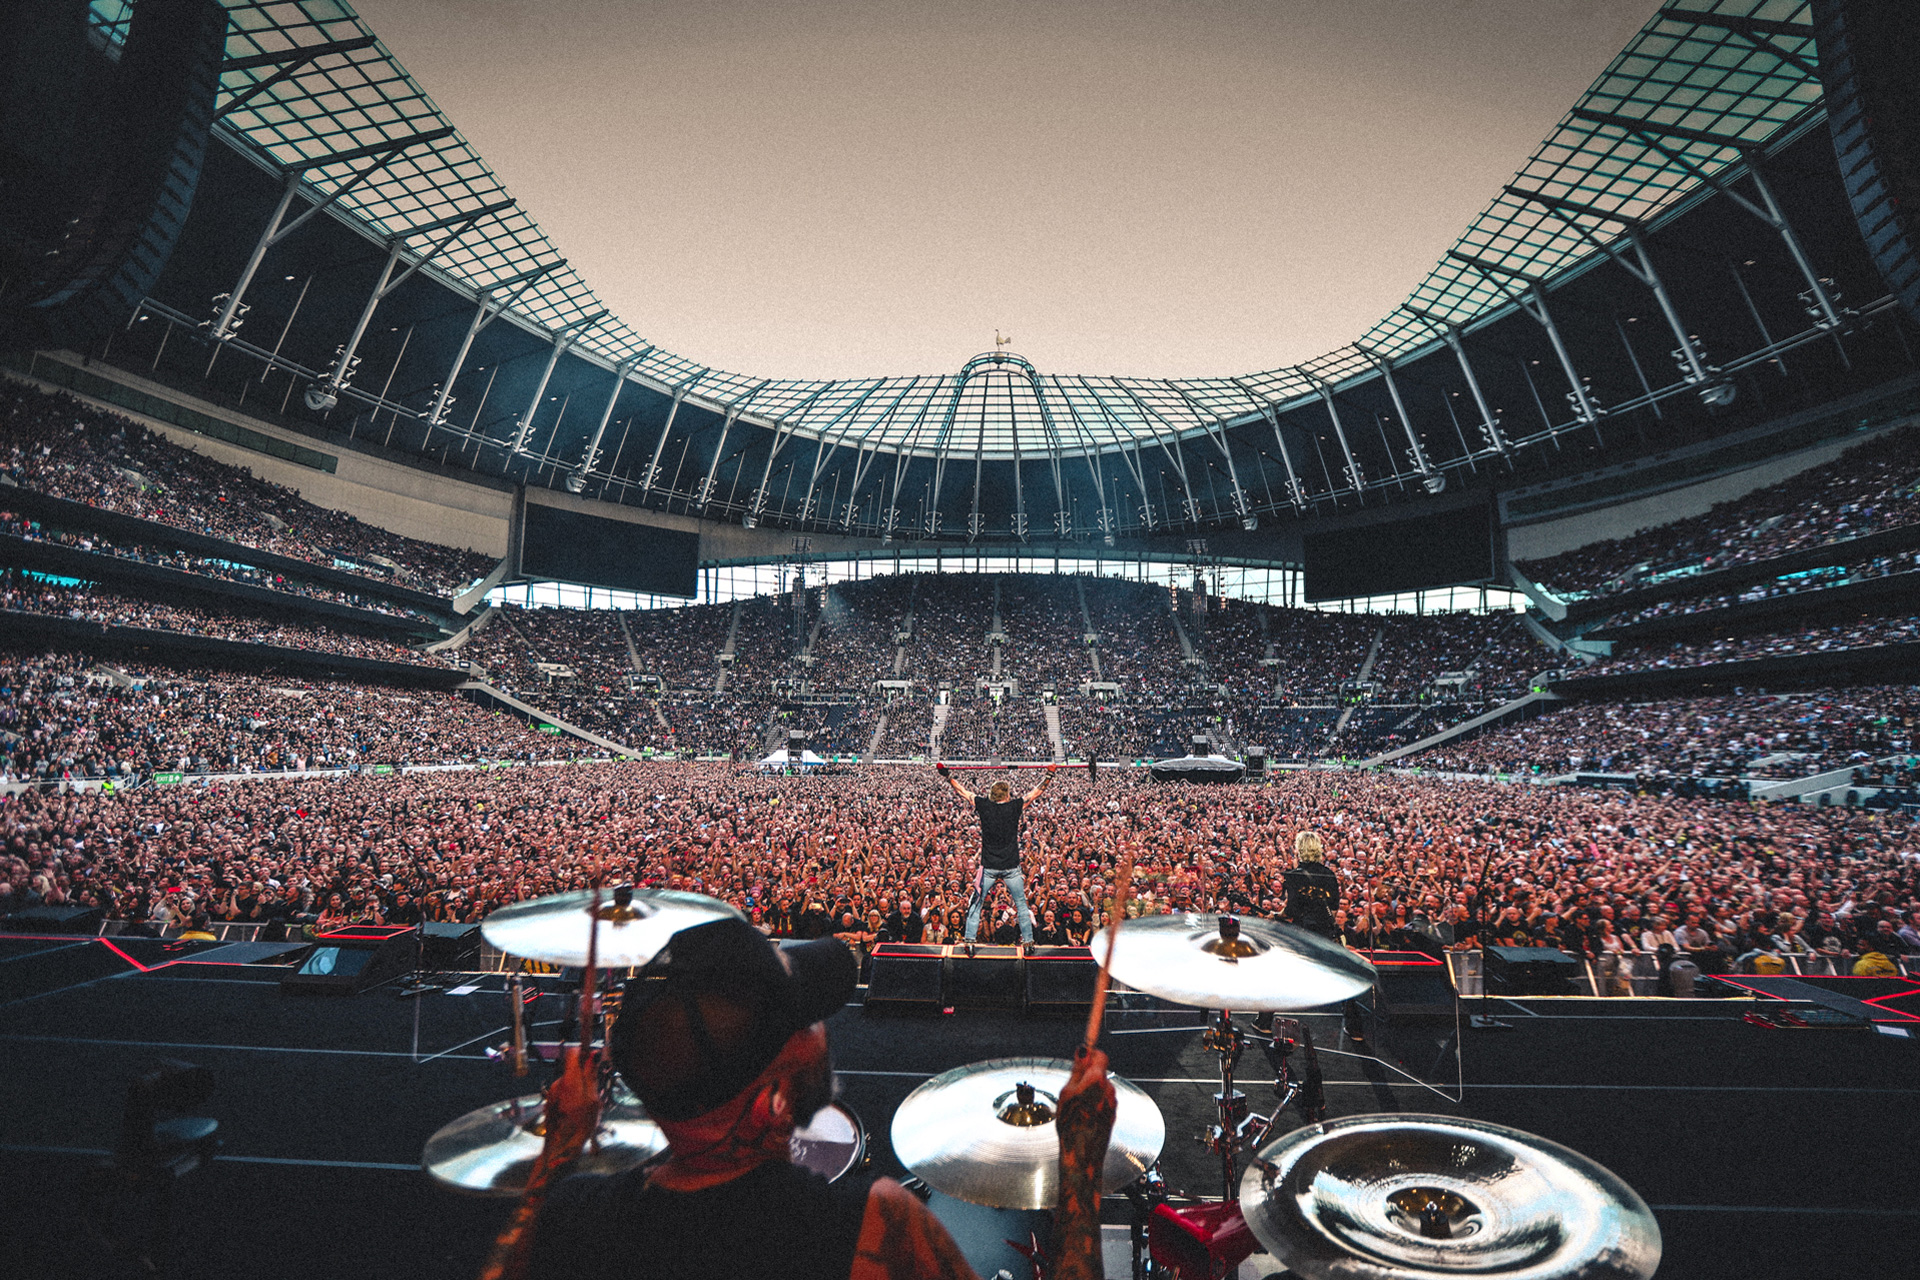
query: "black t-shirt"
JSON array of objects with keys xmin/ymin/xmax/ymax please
[
  {"xmin": 1282, "ymin": 860, "xmax": 1340, "ymax": 939},
  {"xmin": 974, "ymin": 796, "xmax": 1024, "ymax": 870},
  {"xmin": 530, "ymin": 1161, "xmax": 874, "ymax": 1280}
]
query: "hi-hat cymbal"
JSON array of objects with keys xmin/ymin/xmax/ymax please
[
  {"xmin": 480, "ymin": 885, "xmax": 742, "ymax": 968},
  {"xmin": 1238, "ymin": 1114, "xmax": 1661, "ymax": 1280},
  {"xmin": 890, "ymin": 1057, "xmax": 1166, "ymax": 1210},
  {"xmin": 422, "ymin": 1082, "xmax": 666, "ymax": 1196},
  {"xmin": 1092, "ymin": 913, "xmax": 1375, "ymax": 1011}
]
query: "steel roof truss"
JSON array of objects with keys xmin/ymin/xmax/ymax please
[
  {"xmin": 321, "ymin": 201, "xmax": 513, "ymax": 397},
  {"xmin": 1505, "ymin": 184, "xmax": 1718, "ymax": 392},
  {"xmin": 216, "ymin": 35, "xmax": 382, "ymax": 120},
  {"xmin": 1570, "ymin": 108, "xmax": 1844, "ymax": 331},
  {"xmin": 427, "ymin": 261, "xmax": 562, "ymax": 427},
  {"xmin": 1443, "ymin": 253, "xmax": 1602, "ymax": 428},
  {"xmin": 510, "ymin": 310, "xmax": 607, "ymax": 454},
  {"xmin": 697, "ymin": 382, "xmax": 771, "ymax": 510},
  {"xmin": 211, "ymin": 128, "xmax": 457, "ymax": 342},
  {"xmin": 1399, "ymin": 306, "xmax": 1510, "ymax": 456},
  {"xmin": 639, "ymin": 375, "xmax": 707, "ymax": 497}
]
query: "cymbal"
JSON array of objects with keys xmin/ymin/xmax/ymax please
[
  {"xmin": 890, "ymin": 1057, "xmax": 1165, "ymax": 1210},
  {"xmin": 422, "ymin": 1082, "xmax": 667, "ymax": 1196},
  {"xmin": 1092, "ymin": 913, "xmax": 1375, "ymax": 1011},
  {"xmin": 480, "ymin": 885, "xmax": 743, "ymax": 968},
  {"xmin": 1238, "ymin": 1114, "xmax": 1661, "ymax": 1280}
]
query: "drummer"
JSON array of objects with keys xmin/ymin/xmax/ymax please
[{"xmin": 512, "ymin": 918, "xmax": 1118, "ymax": 1280}]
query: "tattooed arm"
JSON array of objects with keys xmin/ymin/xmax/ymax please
[
  {"xmin": 1053, "ymin": 1046, "xmax": 1117, "ymax": 1280},
  {"xmin": 849, "ymin": 1178, "xmax": 981, "ymax": 1280}
]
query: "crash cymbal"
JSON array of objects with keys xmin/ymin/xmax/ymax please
[
  {"xmin": 480, "ymin": 885, "xmax": 742, "ymax": 969},
  {"xmin": 890, "ymin": 1057, "xmax": 1165, "ymax": 1210},
  {"xmin": 1238, "ymin": 1114, "xmax": 1661, "ymax": 1280},
  {"xmin": 1091, "ymin": 913, "xmax": 1375, "ymax": 1011},
  {"xmin": 422, "ymin": 1081, "xmax": 667, "ymax": 1196}
]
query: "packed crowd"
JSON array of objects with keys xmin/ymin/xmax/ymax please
[
  {"xmin": 0, "ymin": 380, "xmax": 496, "ymax": 597},
  {"xmin": 1597, "ymin": 548, "xmax": 1920, "ymax": 631},
  {"xmin": 0, "ymin": 650, "xmax": 586, "ymax": 784},
  {"xmin": 1587, "ymin": 612, "xmax": 1920, "ymax": 675},
  {"xmin": 1409, "ymin": 685, "xmax": 1920, "ymax": 781},
  {"xmin": 5, "ymin": 766, "xmax": 1913, "ymax": 979},
  {"xmin": 0, "ymin": 509, "xmax": 439, "ymax": 621},
  {"xmin": 1, "ymin": 571, "xmax": 432, "ymax": 665},
  {"xmin": 1516, "ymin": 422, "xmax": 1920, "ymax": 600}
]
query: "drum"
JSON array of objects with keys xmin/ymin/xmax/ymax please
[{"xmin": 790, "ymin": 1101, "xmax": 867, "ymax": 1182}]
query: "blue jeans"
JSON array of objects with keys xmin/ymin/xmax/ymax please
[{"xmin": 965, "ymin": 864, "xmax": 1033, "ymax": 944}]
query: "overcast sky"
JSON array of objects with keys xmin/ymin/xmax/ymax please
[{"xmin": 354, "ymin": 0, "xmax": 1662, "ymax": 381}]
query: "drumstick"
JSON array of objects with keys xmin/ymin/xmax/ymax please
[{"xmin": 1081, "ymin": 845, "xmax": 1137, "ymax": 1054}]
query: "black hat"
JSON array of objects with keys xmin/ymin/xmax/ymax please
[{"xmin": 609, "ymin": 918, "xmax": 855, "ymax": 1121}]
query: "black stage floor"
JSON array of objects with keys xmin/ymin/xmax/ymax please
[{"xmin": 2, "ymin": 936, "xmax": 1916, "ymax": 1279}]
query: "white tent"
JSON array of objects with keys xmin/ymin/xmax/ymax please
[{"xmin": 758, "ymin": 748, "xmax": 828, "ymax": 769}]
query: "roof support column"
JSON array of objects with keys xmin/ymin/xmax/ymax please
[
  {"xmin": 1354, "ymin": 347, "xmax": 1437, "ymax": 482},
  {"xmin": 1506, "ymin": 184, "xmax": 1729, "ymax": 405},
  {"xmin": 573, "ymin": 357, "xmax": 641, "ymax": 484},
  {"xmin": 1400, "ymin": 307, "xmax": 1509, "ymax": 455},
  {"xmin": 510, "ymin": 310, "xmax": 606, "ymax": 454},
  {"xmin": 1444, "ymin": 252, "xmax": 1602, "ymax": 430},
  {"xmin": 427, "ymin": 262, "xmax": 560, "ymax": 427},
  {"xmin": 1568, "ymin": 108, "xmax": 1847, "ymax": 333},
  {"xmin": 639, "ymin": 373, "xmax": 710, "ymax": 498},
  {"xmin": 1254, "ymin": 403, "xmax": 1305, "ymax": 511},
  {"xmin": 319, "ymin": 201, "xmax": 513, "ymax": 402},
  {"xmin": 1298, "ymin": 368, "xmax": 1366, "ymax": 500},
  {"xmin": 210, "ymin": 127, "xmax": 455, "ymax": 342}
]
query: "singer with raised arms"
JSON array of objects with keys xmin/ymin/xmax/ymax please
[{"xmin": 937, "ymin": 761, "xmax": 1055, "ymax": 950}]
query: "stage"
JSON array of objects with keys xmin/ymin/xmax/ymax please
[{"xmin": 2, "ymin": 934, "xmax": 1915, "ymax": 1279}]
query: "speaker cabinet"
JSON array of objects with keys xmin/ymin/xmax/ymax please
[
  {"xmin": 866, "ymin": 944, "xmax": 946, "ymax": 1015},
  {"xmin": 1483, "ymin": 945, "xmax": 1582, "ymax": 996},
  {"xmin": 2, "ymin": 904, "xmax": 106, "ymax": 934},
  {"xmin": 1024, "ymin": 947, "xmax": 1098, "ymax": 1017},
  {"xmin": 944, "ymin": 945, "xmax": 1026, "ymax": 1009},
  {"xmin": 280, "ymin": 926, "xmax": 415, "ymax": 996}
]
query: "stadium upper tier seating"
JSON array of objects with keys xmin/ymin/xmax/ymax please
[
  {"xmin": 1514, "ymin": 423, "xmax": 1920, "ymax": 602},
  {"xmin": 1, "ymin": 381, "xmax": 495, "ymax": 598}
]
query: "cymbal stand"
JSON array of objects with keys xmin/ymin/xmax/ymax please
[
  {"xmin": 1246, "ymin": 1016, "xmax": 1326, "ymax": 1153},
  {"xmin": 1200, "ymin": 1008, "xmax": 1249, "ymax": 1199}
]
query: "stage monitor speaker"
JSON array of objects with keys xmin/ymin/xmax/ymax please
[
  {"xmin": 1483, "ymin": 945, "xmax": 1581, "ymax": 996},
  {"xmin": 280, "ymin": 928, "xmax": 414, "ymax": 996},
  {"xmin": 1025, "ymin": 947, "xmax": 1098, "ymax": 1017},
  {"xmin": 866, "ymin": 944, "xmax": 945, "ymax": 1015},
  {"xmin": 2, "ymin": 904, "xmax": 105, "ymax": 934},
  {"xmin": 945, "ymin": 946, "xmax": 1025, "ymax": 1010},
  {"xmin": 419, "ymin": 921, "xmax": 481, "ymax": 969}
]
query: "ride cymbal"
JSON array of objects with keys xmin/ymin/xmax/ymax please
[
  {"xmin": 1238, "ymin": 1114, "xmax": 1661, "ymax": 1280},
  {"xmin": 890, "ymin": 1056, "xmax": 1166, "ymax": 1210},
  {"xmin": 1093, "ymin": 913, "xmax": 1375, "ymax": 1011},
  {"xmin": 479, "ymin": 885, "xmax": 742, "ymax": 968},
  {"xmin": 422, "ymin": 1083, "xmax": 667, "ymax": 1196}
]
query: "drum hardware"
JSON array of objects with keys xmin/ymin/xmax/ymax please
[
  {"xmin": 789, "ymin": 1101, "xmax": 870, "ymax": 1184},
  {"xmin": 422, "ymin": 1080, "xmax": 666, "ymax": 1197},
  {"xmin": 890, "ymin": 1057, "xmax": 1167, "ymax": 1211},
  {"xmin": 1236, "ymin": 1114, "xmax": 1662, "ymax": 1280},
  {"xmin": 479, "ymin": 885, "xmax": 741, "ymax": 971}
]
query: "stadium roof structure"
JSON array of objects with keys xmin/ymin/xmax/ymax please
[{"xmin": 90, "ymin": 0, "xmax": 1912, "ymax": 546}]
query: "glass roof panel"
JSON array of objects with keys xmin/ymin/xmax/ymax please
[{"xmin": 93, "ymin": 0, "xmax": 1822, "ymax": 459}]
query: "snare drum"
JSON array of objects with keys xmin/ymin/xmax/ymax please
[{"xmin": 790, "ymin": 1101, "xmax": 867, "ymax": 1182}]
